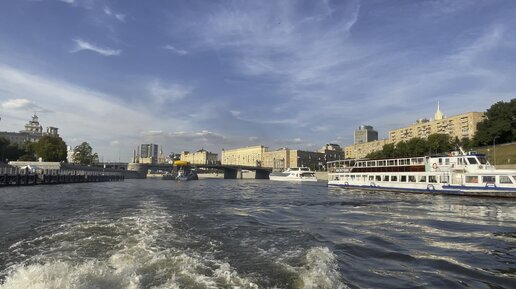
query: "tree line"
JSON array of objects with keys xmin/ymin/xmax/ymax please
[
  {"xmin": 366, "ymin": 99, "xmax": 515, "ymax": 159},
  {"xmin": 0, "ymin": 135, "xmax": 98, "ymax": 165}
]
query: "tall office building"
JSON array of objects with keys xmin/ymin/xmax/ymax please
[
  {"xmin": 354, "ymin": 125, "xmax": 378, "ymax": 145},
  {"xmin": 139, "ymin": 144, "xmax": 159, "ymax": 163}
]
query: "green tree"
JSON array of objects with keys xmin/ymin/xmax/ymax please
[
  {"xmin": 474, "ymin": 99, "xmax": 515, "ymax": 146},
  {"xmin": 427, "ymin": 133, "xmax": 452, "ymax": 154},
  {"xmin": 0, "ymin": 137, "xmax": 27, "ymax": 162},
  {"xmin": 72, "ymin": 142, "xmax": 99, "ymax": 165},
  {"xmin": 33, "ymin": 135, "xmax": 67, "ymax": 162}
]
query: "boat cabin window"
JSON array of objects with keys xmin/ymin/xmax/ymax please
[
  {"xmin": 428, "ymin": 176, "xmax": 437, "ymax": 183},
  {"xmin": 391, "ymin": 176, "xmax": 397, "ymax": 181},
  {"xmin": 467, "ymin": 157, "xmax": 478, "ymax": 165},
  {"xmin": 441, "ymin": 175, "xmax": 449, "ymax": 184},
  {"xmin": 368, "ymin": 175, "xmax": 374, "ymax": 181},
  {"xmin": 388, "ymin": 160, "xmax": 396, "ymax": 166},
  {"xmin": 465, "ymin": 176, "xmax": 479, "ymax": 183},
  {"xmin": 408, "ymin": 176, "xmax": 416, "ymax": 182},
  {"xmin": 376, "ymin": 175, "xmax": 381, "ymax": 181},
  {"xmin": 378, "ymin": 161, "xmax": 386, "ymax": 166},
  {"xmin": 445, "ymin": 158, "xmax": 450, "ymax": 165},
  {"xmin": 400, "ymin": 176, "xmax": 407, "ymax": 182},
  {"xmin": 438, "ymin": 158, "xmax": 443, "ymax": 165},
  {"xmin": 477, "ymin": 156, "xmax": 488, "ymax": 164},
  {"xmin": 499, "ymin": 176, "xmax": 513, "ymax": 184},
  {"xmin": 482, "ymin": 176, "xmax": 495, "ymax": 183},
  {"xmin": 418, "ymin": 176, "xmax": 426, "ymax": 182},
  {"xmin": 383, "ymin": 175, "xmax": 389, "ymax": 182},
  {"xmin": 458, "ymin": 158, "xmax": 463, "ymax": 165}
]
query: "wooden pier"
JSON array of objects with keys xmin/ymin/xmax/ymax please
[{"xmin": 0, "ymin": 167, "xmax": 124, "ymax": 187}]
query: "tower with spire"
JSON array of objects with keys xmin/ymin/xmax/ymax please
[{"xmin": 434, "ymin": 101, "xmax": 444, "ymax": 120}]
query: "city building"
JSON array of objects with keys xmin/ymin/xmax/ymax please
[
  {"xmin": 220, "ymin": 145, "xmax": 268, "ymax": 166},
  {"xmin": 263, "ymin": 148, "xmax": 329, "ymax": 171},
  {"xmin": 133, "ymin": 144, "xmax": 160, "ymax": 164},
  {"xmin": 318, "ymin": 143, "xmax": 345, "ymax": 162},
  {"xmin": 0, "ymin": 113, "xmax": 59, "ymax": 146},
  {"xmin": 354, "ymin": 125, "xmax": 378, "ymax": 144},
  {"xmin": 344, "ymin": 104, "xmax": 485, "ymax": 159},
  {"xmin": 180, "ymin": 149, "xmax": 218, "ymax": 165}
]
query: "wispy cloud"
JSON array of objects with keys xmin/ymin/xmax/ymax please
[
  {"xmin": 104, "ymin": 6, "xmax": 126, "ymax": 22},
  {"xmin": 147, "ymin": 80, "xmax": 191, "ymax": 104},
  {"xmin": 70, "ymin": 39, "xmax": 121, "ymax": 56},
  {"xmin": 1, "ymin": 98, "xmax": 39, "ymax": 110},
  {"xmin": 163, "ymin": 45, "xmax": 188, "ymax": 55}
]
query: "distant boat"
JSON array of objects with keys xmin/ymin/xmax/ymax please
[{"xmin": 269, "ymin": 167, "xmax": 318, "ymax": 182}]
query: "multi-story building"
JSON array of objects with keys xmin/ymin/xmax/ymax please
[
  {"xmin": 135, "ymin": 144, "xmax": 159, "ymax": 164},
  {"xmin": 354, "ymin": 125, "xmax": 378, "ymax": 144},
  {"xmin": 263, "ymin": 148, "xmax": 328, "ymax": 171},
  {"xmin": 0, "ymin": 114, "xmax": 59, "ymax": 146},
  {"xmin": 220, "ymin": 145, "xmax": 268, "ymax": 166},
  {"xmin": 180, "ymin": 149, "xmax": 218, "ymax": 165},
  {"xmin": 344, "ymin": 104, "xmax": 485, "ymax": 159}
]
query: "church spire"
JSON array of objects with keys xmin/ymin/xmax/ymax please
[{"xmin": 434, "ymin": 101, "xmax": 444, "ymax": 120}]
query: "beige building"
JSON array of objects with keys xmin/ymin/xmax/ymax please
[
  {"xmin": 263, "ymin": 148, "xmax": 328, "ymax": 171},
  {"xmin": 220, "ymin": 145, "xmax": 268, "ymax": 166},
  {"xmin": 344, "ymin": 104, "xmax": 485, "ymax": 159},
  {"xmin": 180, "ymin": 149, "xmax": 218, "ymax": 165},
  {"xmin": 344, "ymin": 139, "xmax": 390, "ymax": 160}
]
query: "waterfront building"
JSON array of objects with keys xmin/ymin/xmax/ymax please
[
  {"xmin": 181, "ymin": 149, "xmax": 218, "ymax": 165},
  {"xmin": 0, "ymin": 114, "xmax": 59, "ymax": 146},
  {"xmin": 221, "ymin": 145, "xmax": 268, "ymax": 166},
  {"xmin": 263, "ymin": 148, "xmax": 328, "ymax": 171},
  {"xmin": 66, "ymin": 146, "xmax": 75, "ymax": 163},
  {"xmin": 135, "ymin": 144, "xmax": 159, "ymax": 164},
  {"xmin": 344, "ymin": 104, "xmax": 485, "ymax": 159},
  {"xmin": 354, "ymin": 125, "xmax": 378, "ymax": 144}
]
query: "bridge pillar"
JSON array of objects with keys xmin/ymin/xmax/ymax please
[
  {"xmin": 255, "ymin": 169, "xmax": 270, "ymax": 179},
  {"xmin": 224, "ymin": 168, "xmax": 239, "ymax": 179}
]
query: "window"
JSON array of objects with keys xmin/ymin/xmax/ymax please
[
  {"xmin": 445, "ymin": 158, "xmax": 450, "ymax": 165},
  {"xmin": 441, "ymin": 176, "xmax": 449, "ymax": 183},
  {"xmin": 368, "ymin": 175, "xmax": 374, "ymax": 181},
  {"xmin": 467, "ymin": 157, "xmax": 478, "ymax": 165},
  {"xmin": 439, "ymin": 158, "xmax": 443, "ymax": 165},
  {"xmin": 482, "ymin": 176, "xmax": 495, "ymax": 183},
  {"xmin": 400, "ymin": 176, "xmax": 407, "ymax": 182},
  {"xmin": 383, "ymin": 175, "xmax": 389, "ymax": 182},
  {"xmin": 429, "ymin": 176, "xmax": 437, "ymax": 183},
  {"xmin": 465, "ymin": 176, "xmax": 478, "ymax": 183},
  {"xmin": 376, "ymin": 175, "xmax": 381, "ymax": 181},
  {"xmin": 391, "ymin": 176, "xmax": 398, "ymax": 182},
  {"xmin": 499, "ymin": 176, "xmax": 513, "ymax": 184},
  {"xmin": 419, "ymin": 176, "xmax": 426, "ymax": 182},
  {"xmin": 478, "ymin": 157, "xmax": 488, "ymax": 164},
  {"xmin": 408, "ymin": 176, "xmax": 416, "ymax": 182}
]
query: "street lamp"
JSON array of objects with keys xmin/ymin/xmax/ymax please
[{"xmin": 493, "ymin": 136, "xmax": 500, "ymax": 166}]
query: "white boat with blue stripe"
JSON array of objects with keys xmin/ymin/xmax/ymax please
[
  {"xmin": 269, "ymin": 167, "xmax": 318, "ymax": 182},
  {"xmin": 327, "ymin": 149, "xmax": 516, "ymax": 197}
]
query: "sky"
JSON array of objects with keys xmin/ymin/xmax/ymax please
[{"xmin": 0, "ymin": 0, "xmax": 515, "ymax": 162}]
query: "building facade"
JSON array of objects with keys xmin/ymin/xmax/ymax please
[
  {"xmin": 180, "ymin": 149, "xmax": 218, "ymax": 165},
  {"xmin": 0, "ymin": 114, "xmax": 59, "ymax": 146},
  {"xmin": 220, "ymin": 145, "xmax": 268, "ymax": 166},
  {"xmin": 354, "ymin": 125, "xmax": 378, "ymax": 144},
  {"xmin": 263, "ymin": 147, "xmax": 333, "ymax": 171},
  {"xmin": 344, "ymin": 105, "xmax": 485, "ymax": 159}
]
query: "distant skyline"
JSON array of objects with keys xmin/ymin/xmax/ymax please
[{"xmin": 0, "ymin": 0, "xmax": 515, "ymax": 161}]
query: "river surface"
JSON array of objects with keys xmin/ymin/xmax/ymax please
[{"xmin": 0, "ymin": 179, "xmax": 515, "ymax": 289}]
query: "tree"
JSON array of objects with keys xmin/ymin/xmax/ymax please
[
  {"xmin": 72, "ymin": 142, "xmax": 99, "ymax": 165},
  {"xmin": 474, "ymin": 99, "xmax": 515, "ymax": 146},
  {"xmin": 33, "ymin": 135, "xmax": 67, "ymax": 162},
  {"xmin": 427, "ymin": 133, "xmax": 452, "ymax": 154}
]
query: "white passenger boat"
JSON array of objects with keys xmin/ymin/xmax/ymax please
[
  {"xmin": 269, "ymin": 167, "xmax": 318, "ymax": 182},
  {"xmin": 327, "ymin": 149, "xmax": 516, "ymax": 197}
]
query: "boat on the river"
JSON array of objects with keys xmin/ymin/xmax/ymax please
[
  {"xmin": 327, "ymin": 149, "xmax": 516, "ymax": 197},
  {"xmin": 269, "ymin": 167, "xmax": 318, "ymax": 182}
]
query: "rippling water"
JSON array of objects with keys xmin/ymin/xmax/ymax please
[{"xmin": 0, "ymin": 179, "xmax": 515, "ymax": 288}]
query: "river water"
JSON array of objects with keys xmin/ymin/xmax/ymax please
[{"xmin": 0, "ymin": 179, "xmax": 515, "ymax": 288}]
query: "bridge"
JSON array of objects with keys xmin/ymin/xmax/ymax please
[{"xmin": 124, "ymin": 163, "xmax": 272, "ymax": 179}]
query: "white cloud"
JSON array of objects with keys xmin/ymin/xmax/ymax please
[
  {"xmin": 1, "ymin": 98, "xmax": 39, "ymax": 110},
  {"xmin": 163, "ymin": 45, "xmax": 189, "ymax": 55},
  {"xmin": 104, "ymin": 6, "xmax": 126, "ymax": 22},
  {"xmin": 70, "ymin": 39, "xmax": 121, "ymax": 56},
  {"xmin": 148, "ymin": 80, "xmax": 191, "ymax": 104}
]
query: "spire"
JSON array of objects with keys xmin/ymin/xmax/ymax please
[{"xmin": 434, "ymin": 100, "xmax": 444, "ymax": 120}]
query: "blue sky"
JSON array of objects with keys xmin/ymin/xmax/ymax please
[{"xmin": 0, "ymin": 0, "xmax": 515, "ymax": 161}]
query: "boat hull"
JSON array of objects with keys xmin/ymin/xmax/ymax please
[{"xmin": 269, "ymin": 176, "xmax": 318, "ymax": 182}]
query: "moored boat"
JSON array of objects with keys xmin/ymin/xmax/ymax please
[
  {"xmin": 269, "ymin": 167, "xmax": 318, "ymax": 182},
  {"xmin": 327, "ymin": 149, "xmax": 516, "ymax": 197}
]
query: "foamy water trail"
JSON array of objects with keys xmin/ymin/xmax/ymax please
[
  {"xmin": 0, "ymin": 201, "xmax": 260, "ymax": 289},
  {"xmin": 1, "ymin": 201, "xmax": 345, "ymax": 289}
]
